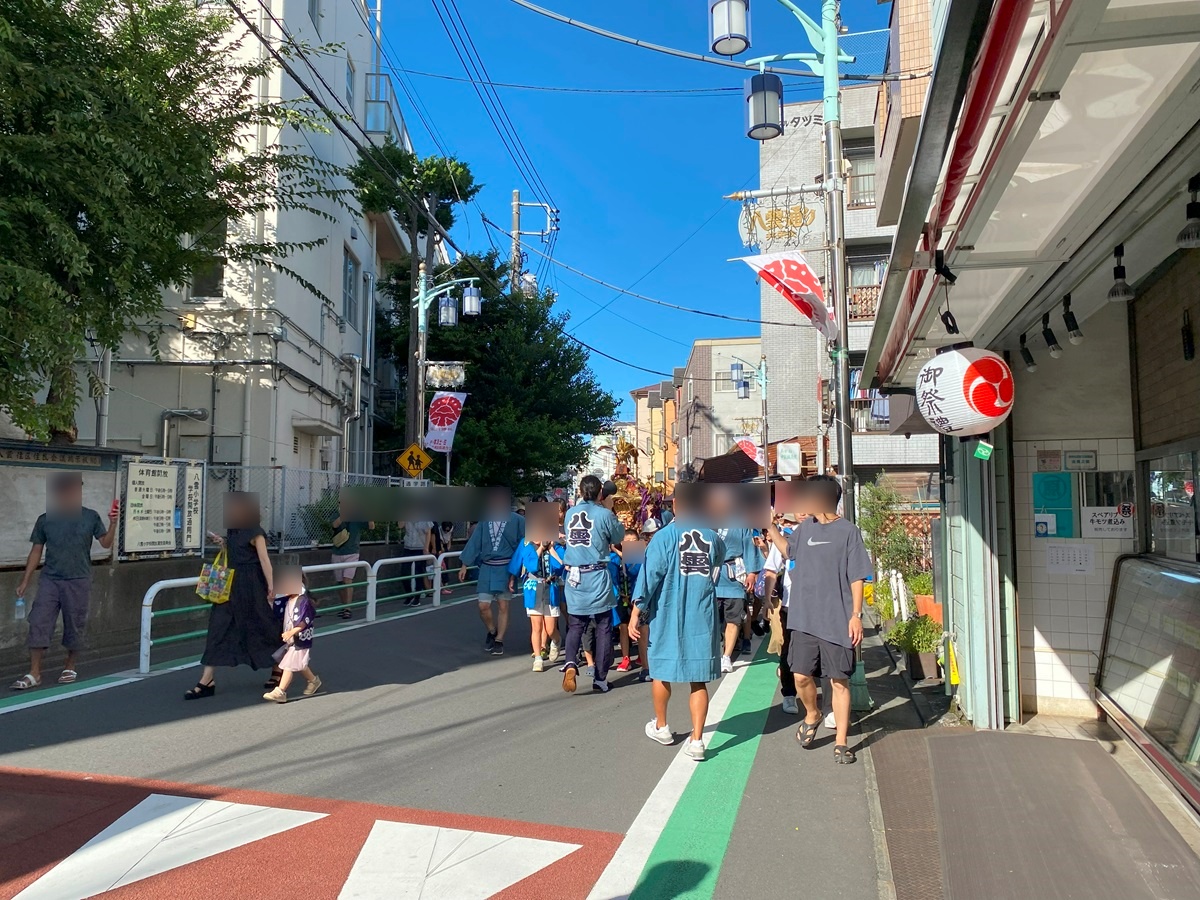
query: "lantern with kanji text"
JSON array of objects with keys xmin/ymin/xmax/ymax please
[{"xmin": 915, "ymin": 346, "xmax": 1014, "ymax": 436}]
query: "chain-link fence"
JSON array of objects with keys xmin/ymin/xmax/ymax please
[{"xmin": 205, "ymin": 466, "xmax": 395, "ymax": 550}]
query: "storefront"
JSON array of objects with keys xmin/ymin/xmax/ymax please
[{"xmin": 862, "ymin": 0, "xmax": 1200, "ymax": 805}]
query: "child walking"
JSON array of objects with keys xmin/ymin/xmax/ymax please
[
  {"xmin": 508, "ymin": 513, "xmax": 566, "ymax": 672},
  {"xmin": 263, "ymin": 565, "xmax": 322, "ymax": 703}
]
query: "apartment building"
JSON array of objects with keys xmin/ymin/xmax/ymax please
[
  {"xmin": 751, "ymin": 83, "xmax": 938, "ymax": 484},
  {"xmin": 630, "ymin": 383, "xmax": 679, "ymax": 490},
  {"xmin": 70, "ymin": 0, "xmax": 417, "ymax": 475},
  {"xmin": 677, "ymin": 337, "xmax": 764, "ymax": 476}
]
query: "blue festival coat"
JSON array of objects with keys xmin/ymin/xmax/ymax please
[
  {"xmin": 508, "ymin": 540, "xmax": 565, "ymax": 610},
  {"xmin": 562, "ymin": 501, "xmax": 625, "ymax": 615},
  {"xmin": 461, "ymin": 513, "xmax": 525, "ymax": 594}
]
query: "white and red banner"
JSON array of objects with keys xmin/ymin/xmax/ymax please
[
  {"xmin": 425, "ymin": 392, "xmax": 467, "ymax": 453},
  {"xmin": 736, "ymin": 439, "xmax": 766, "ymax": 467},
  {"xmin": 738, "ymin": 251, "xmax": 836, "ymax": 341}
]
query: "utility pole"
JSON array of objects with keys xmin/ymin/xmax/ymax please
[
  {"xmin": 511, "ymin": 189, "xmax": 521, "ymax": 290},
  {"xmin": 822, "ymin": 0, "xmax": 855, "ymax": 525}
]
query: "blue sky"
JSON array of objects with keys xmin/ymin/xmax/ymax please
[{"xmin": 383, "ymin": 0, "xmax": 891, "ymax": 418}]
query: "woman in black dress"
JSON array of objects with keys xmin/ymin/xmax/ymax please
[{"xmin": 185, "ymin": 492, "xmax": 278, "ymax": 700}]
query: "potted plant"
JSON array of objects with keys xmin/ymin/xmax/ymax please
[
  {"xmin": 873, "ymin": 578, "xmax": 896, "ymax": 631},
  {"xmin": 905, "ymin": 571, "xmax": 940, "ymax": 624},
  {"xmin": 886, "ymin": 614, "xmax": 943, "ymax": 681}
]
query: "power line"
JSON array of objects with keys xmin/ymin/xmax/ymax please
[
  {"xmin": 395, "ymin": 66, "xmax": 821, "ymax": 96},
  {"xmin": 482, "ymin": 217, "xmax": 816, "ymax": 329}
]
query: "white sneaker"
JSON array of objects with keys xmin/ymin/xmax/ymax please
[
  {"xmin": 720, "ymin": 655, "xmax": 733, "ymax": 674},
  {"xmin": 683, "ymin": 739, "xmax": 706, "ymax": 761},
  {"xmin": 824, "ymin": 711, "xmax": 836, "ymax": 729},
  {"xmin": 645, "ymin": 719, "xmax": 673, "ymax": 745},
  {"xmin": 532, "ymin": 656, "xmax": 544, "ymax": 672},
  {"xmin": 549, "ymin": 641, "xmax": 561, "ymax": 663},
  {"xmin": 782, "ymin": 696, "xmax": 800, "ymax": 715}
]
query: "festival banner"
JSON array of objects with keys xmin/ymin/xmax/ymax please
[
  {"xmin": 425, "ymin": 392, "xmax": 468, "ymax": 453},
  {"xmin": 737, "ymin": 251, "xmax": 837, "ymax": 341}
]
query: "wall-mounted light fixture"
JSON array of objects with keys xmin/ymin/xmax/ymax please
[
  {"xmin": 1020, "ymin": 334, "xmax": 1037, "ymax": 373},
  {"xmin": 1042, "ymin": 313, "xmax": 1062, "ymax": 359},
  {"xmin": 1062, "ymin": 295, "xmax": 1083, "ymax": 345}
]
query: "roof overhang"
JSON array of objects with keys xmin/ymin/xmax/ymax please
[{"xmin": 866, "ymin": 0, "xmax": 1200, "ymax": 390}]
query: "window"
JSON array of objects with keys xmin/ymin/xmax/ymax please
[
  {"xmin": 846, "ymin": 146, "xmax": 876, "ymax": 209},
  {"xmin": 293, "ymin": 435, "xmax": 300, "ymax": 455},
  {"xmin": 646, "ymin": 437, "xmax": 653, "ymax": 455},
  {"xmin": 654, "ymin": 471, "xmax": 664, "ymax": 483},
  {"xmin": 668, "ymin": 467, "xmax": 676, "ymax": 481},
  {"xmin": 848, "ymin": 257, "xmax": 886, "ymax": 319},
  {"xmin": 713, "ymin": 371, "xmax": 756, "ymax": 393},
  {"xmin": 190, "ymin": 218, "xmax": 227, "ymax": 299},
  {"xmin": 713, "ymin": 432, "xmax": 736, "ymax": 454},
  {"xmin": 345, "ymin": 59, "xmax": 355, "ymax": 110},
  {"xmin": 308, "ymin": 0, "xmax": 321, "ymax": 33},
  {"xmin": 342, "ymin": 248, "xmax": 359, "ymax": 329}
]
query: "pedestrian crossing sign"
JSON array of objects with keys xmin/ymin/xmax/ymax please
[{"xmin": 398, "ymin": 443, "xmax": 433, "ymax": 477}]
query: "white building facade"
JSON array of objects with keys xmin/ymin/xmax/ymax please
[{"xmin": 72, "ymin": 0, "xmax": 416, "ymax": 476}]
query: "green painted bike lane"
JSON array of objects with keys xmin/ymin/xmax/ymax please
[{"xmin": 631, "ymin": 645, "xmax": 779, "ymax": 899}]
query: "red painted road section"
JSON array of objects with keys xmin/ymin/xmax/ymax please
[{"xmin": 0, "ymin": 767, "xmax": 622, "ymax": 900}]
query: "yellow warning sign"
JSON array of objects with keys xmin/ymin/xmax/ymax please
[
  {"xmin": 397, "ymin": 443, "xmax": 433, "ymax": 478},
  {"xmin": 947, "ymin": 639, "xmax": 960, "ymax": 686}
]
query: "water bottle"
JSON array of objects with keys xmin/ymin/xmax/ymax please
[{"xmin": 14, "ymin": 595, "xmax": 26, "ymax": 621}]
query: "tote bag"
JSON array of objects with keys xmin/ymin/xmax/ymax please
[{"xmin": 196, "ymin": 548, "xmax": 235, "ymax": 604}]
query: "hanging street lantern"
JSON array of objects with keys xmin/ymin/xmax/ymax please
[
  {"xmin": 710, "ymin": 0, "xmax": 751, "ymax": 56},
  {"xmin": 462, "ymin": 286, "xmax": 483, "ymax": 317},
  {"xmin": 915, "ymin": 346, "xmax": 1015, "ymax": 437},
  {"xmin": 438, "ymin": 294, "xmax": 458, "ymax": 327},
  {"xmin": 745, "ymin": 72, "xmax": 783, "ymax": 141}
]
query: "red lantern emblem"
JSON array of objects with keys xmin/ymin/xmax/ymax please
[
  {"xmin": 428, "ymin": 395, "xmax": 463, "ymax": 428},
  {"xmin": 963, "ymin": 356, "xmax": 1014, "ymax": 418}
]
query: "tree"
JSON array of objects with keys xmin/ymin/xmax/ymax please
[
  {"xmin": 348, "ymin": 142, "xmax": 480, "ymax": 445},
  {"xmin": 0, "ymin": 0, "xmax": 341, "ymax": 440},
  {"xmin": 375, "ymin": 251, "xmax": 618, "ymax": 495}
]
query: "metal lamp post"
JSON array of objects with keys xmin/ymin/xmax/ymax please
[
  {"xmin": 414, "ymin": 262, "xmax": 480, "ymax": 446},
  {"xmin": 710, "ymin": 0, "xmax": 856, "ymax": 524},
  {"xmin": 731, "ymin": 355, "xmax": 770, "ymax": 483}
]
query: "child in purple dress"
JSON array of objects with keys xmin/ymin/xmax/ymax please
[{"xmin": 263, "ymin": 565, "xmax": 321, "ymax": 703}]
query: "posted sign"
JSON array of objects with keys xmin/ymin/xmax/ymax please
[
  {"xmin": 124, "ymin": 464, "xmax": 177, "ymax": 551},
  {"xmin": 1081, "ymin": 503, "xmax": 1135, "ymax": 539}
]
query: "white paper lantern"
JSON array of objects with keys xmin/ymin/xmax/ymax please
[{"xmin": 915, "ymin": 347, "xmax": 1014, "ymax": 436}]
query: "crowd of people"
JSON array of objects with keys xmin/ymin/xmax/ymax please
[{"xmin": 8, "ymin": 474, "xmax": 872, "ymax": 763}]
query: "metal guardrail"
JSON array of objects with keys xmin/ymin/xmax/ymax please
[{"xmin": 138, "ymin": 551, "xmax": 474, "ymax": 674}]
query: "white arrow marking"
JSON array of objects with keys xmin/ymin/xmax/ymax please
[
  {"xmin": 16, "ymin": 793, "xmax": 326, "ymax": 900},
  {"xmin": 339, "ymin": 820, "xmax": 580, "ymax": 900}
]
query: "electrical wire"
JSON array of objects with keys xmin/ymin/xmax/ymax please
[
  {"xmin": 483, "ymin": 217, "xmax": 813, "ymax": 329},
  {"xmin": 395, "ymin": 66, "xmax": 820, "ymax": 95}
]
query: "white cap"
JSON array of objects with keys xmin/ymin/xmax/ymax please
[{"xmin": 641, "ymin": 518, "xmax": 660, "ymax": 534}]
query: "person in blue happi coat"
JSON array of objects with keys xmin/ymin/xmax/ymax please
[
  {"xmin": 507, "ymin": 508, "xmax": 565, "ymax": 672},
  {"xmin": 560, "ymin": 475, "xmax": 625, "ymax": 695},
  {"xmin": 709, "ymin": 485, "xmax": 764, "ymax": 675},
  {"xmin": 459, "ymin": 486, "xmax": 525, "ymax": 656},
  {"xmin": 630, "ymin": 483, "xmax": 726, "ymax": 762}
]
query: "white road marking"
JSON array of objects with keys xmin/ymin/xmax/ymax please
[
  {"xmin": 585, "ymin": 661, "xmax": 753, "ymax": 900},
  {"xmin": 338, "ymin": 820, "xmax": 580, "ymax": 900},
  {"xmin": 15, "ymin": 793, "xmax": 326, "ymax": 899}
]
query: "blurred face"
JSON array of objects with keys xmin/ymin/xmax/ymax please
[
  {"xmin": 48, "ymin": 480, "xmax": 82, "ymax": 515},
  {"xmin": 487, "ymin": 488, "xmax": 511, "ymax": 518},
  {"xmin": 623, "ymin": 535, "xmax": 646, "ymax": 566},
  {"xmin": 276, "ymin": 568, "xmax": 304, "ymax": 597},
  {"xmin": 224, "ymin": 493, "xmax": 260, "ymax": 529},
  {"xmin": 525, "ymin": 503, "xmax": 557, "ymax": 543}
]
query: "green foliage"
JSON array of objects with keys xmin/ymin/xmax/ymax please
[
  {"xmin": 874, "ymin": 579, "xmax": 895, "ymax": 622},
  {"xmin": 906, "ymin": 571, "xmax": 934, "ymax": 597},
  {"xmin": 349, "ymin": 140, "xmax": 480, "ymax": 241},
  {"xmin": 0, "ymin": 0, "xmax": 344, "ymax": 439},
  {"xmin": 885, "ymin": 614, "xmax": 943, "ymax": 654},
  {"xmin": 375, "ymin": 251, "xmax": 618, "ymax": 495},
  {"xmin": 859, "ymin": 475, "xmax": 921, "ymax": 576}
]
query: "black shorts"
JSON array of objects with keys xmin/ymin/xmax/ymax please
[
  {"xmin": 786, "ymin": 630, "xmax": 855, "ymax": 680},
  {"xmin": 616, "ymin": 601, "xmax": 632, "ymax": 625},
  {"xmin": 719, "ymin": 594, "xmax": 748, "ymax": 626}
]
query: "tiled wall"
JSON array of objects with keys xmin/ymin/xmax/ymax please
[{"xmin": 1013, "ymin": 438, "xmax": 1138, "ymax": 716}]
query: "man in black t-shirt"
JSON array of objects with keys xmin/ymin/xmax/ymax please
[{"xmin": 765, "ymin": 476, "xmax": 872, "ymax": 764}]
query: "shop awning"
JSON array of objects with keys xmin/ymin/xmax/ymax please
[{"xmin": 865, "ymin": 0, "xmax": 1200, "ymax": 391}]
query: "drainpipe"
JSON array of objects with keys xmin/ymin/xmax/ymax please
[
  {"xmin": 95, "ymin": 348, "xmax": 112, "ymax": 448},
  {"xmin": 161, "ymin": 409, "xmax": 208, "ymax": 457},
  {"xmin": 340, "ymin": 354, "xmax": 362, "ymax": 473}
]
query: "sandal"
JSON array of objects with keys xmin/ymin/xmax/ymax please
[
  {"xmin": 833, "ymin": 744, "xmax": 857, "ymax": 765},
  {"xmin": 9, "ymin": 674, "xmax": 40, "ymax": 691},
  {"xmin": 338, "ymin": 609, "xmax": 353, "ymax": 619},
  {"xmin": 797, "ymin": 719, "xmax": 820, "ymax": 749},
  {"xmin": 58, "ymin": 669, "xmax": 78, "ymax": 684},
  {"xmin": 183, "ymin": 681, "xmax": 215, "ymax": 701}
]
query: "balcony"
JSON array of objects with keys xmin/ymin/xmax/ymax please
[
  {"xmin": 851, "ymin": 397, "xmax": 890, "ymax": 433},
  {"xmin": 366, "ymin": 73, "xmax": 405, "ymax": 146},
  {"xmin": 849, "ymin": 284, "xmax": 881, "ymax": 320}
]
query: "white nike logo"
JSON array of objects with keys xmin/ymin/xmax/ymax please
[{"xmin": 807, "ymin": 537, "xmax": 831, "ymax": 546}]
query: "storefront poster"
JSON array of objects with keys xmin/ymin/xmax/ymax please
[
  {"xmin": 1037, "ymin": 450, "xmax": 1062, "ymax": 472},
  {"xmin": 124, "ymin": 464, "xmax": 176, "ymax": 551},
  {"xmin": 1034, "ymin": 514, "xmax": 1057, "ymax": 538},
  {"xmin": 182, "ymin": 465, "xmax": 204, "ymax": 550},
  {"xmin": 1033, "ymin": 471, "xmax": 1076, "ymax": 539},
  {"xmin": 1046, "ymin": 541, "xmax": 1095, "ymax": 576},
  {"xmin": 1081, "ymin": 503, "xmax": 1135, "ymax": 539}
]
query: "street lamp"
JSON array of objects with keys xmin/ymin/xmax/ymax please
[
  {"xmin": 710, "ymin": 0, "xmax": 751, "ymax": 56},
  {"xmin": 745, "ymin": 71, "xmax": 784, "ymax": 140},
  {"xmin": 730, "ymin": 355, "xmax": 770, "ymax": 482},
  {"xmin": 711, "ymin": 0, "xmax": 857, "ymax": 523},
  {"xmin": 413, "ymin": 262, "xmax": 481, "ymax": 446}
]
